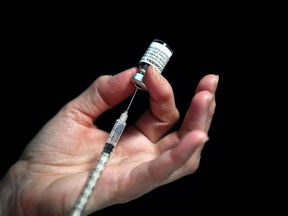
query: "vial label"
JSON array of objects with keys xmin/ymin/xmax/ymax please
[
  {"xmin": 139, "ymin": 40, "xmax": 173, "ymax": 73},
  {"xmin": 131, "ymin": 39, "xmax": 173, "ymax": 90}
]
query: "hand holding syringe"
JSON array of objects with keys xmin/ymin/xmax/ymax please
[{"xmin": 0, "ymin": 38, "xmax": 218, "ymax": 216}]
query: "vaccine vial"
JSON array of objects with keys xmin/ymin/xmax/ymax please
[{"xmin": 131, "ymin": 39, "xmax": 173, "ymax": 90}]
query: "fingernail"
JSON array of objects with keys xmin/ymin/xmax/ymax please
[
  {"xmin": 213, "ymin": 75, "xmax": 219, "ymax": 93},
  {"xmin": 151, "ymin": 66, "xmax": 162, "ymax": 82},
  {"xmin": 203, "ymin": 134, "xmax": 210, "ymax": 143},
  {"xmin": 207, "ymin": 93, "xmax": 214, "ymax": 104}
]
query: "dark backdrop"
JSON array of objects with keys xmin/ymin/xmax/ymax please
[{"xmin": 1, "ymin": 7, "xmax": 255, "ymax": 215}]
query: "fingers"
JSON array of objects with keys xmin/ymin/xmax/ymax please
[
  {"xmin": 59, "ymin": 67, "xmax": 138, "ymax": 124},
  {"xmin": 131, "ymin": 130, "xmax": 208, "ymax": 187},
  {"xmin": 178, "ymin": 74, "xmax": 219, "ymax": 138},
  {"xmin": 150, "ymin": 130, "xmax": 208, "ymax": 181},
  {"xmin": 195, "ymin": 74, "xmax": 219, "ymax": 94},
  {"xmin": 134, "ymin": 66, "xmax": 180, "ymax": 142}
]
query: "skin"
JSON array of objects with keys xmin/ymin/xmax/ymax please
[{"xmin": 0, "ymin": 66, "xmax": 218, "ymax": 216}]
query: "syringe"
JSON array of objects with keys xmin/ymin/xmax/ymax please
[{"xmin": 70, "ymin": 89, "xmax": 138, "ymax": 216}]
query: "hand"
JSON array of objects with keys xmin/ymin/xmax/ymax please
[{"xmin": 0, "ymin": 66, "xmax": 218, "ymax": 216}]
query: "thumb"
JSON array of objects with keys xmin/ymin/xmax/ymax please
[{"xmin": 59, "ymin": 67, "xmax": 138, "ymax": 124}]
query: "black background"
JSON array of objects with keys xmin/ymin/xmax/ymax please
[{"xmin": 1, "ymin": 4, "xmax": 273, "ymax": 215}]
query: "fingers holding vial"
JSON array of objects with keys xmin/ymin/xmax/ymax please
[
  {"xmin": 129, "ymin": 39, "xmax": 218, "ymax": 167},
  {"xmin": 130, "ymin": 39, "xmax": 178, "ymax": 143}
]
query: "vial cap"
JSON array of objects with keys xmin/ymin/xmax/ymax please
[{"xmin": 131, "ymin": 72, "xmax": 147, "ymax": 90}]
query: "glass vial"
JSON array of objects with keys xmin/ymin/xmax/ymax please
[{"xmin": 131, "ymin": 39, "xmax": 173, "ymax": 90}]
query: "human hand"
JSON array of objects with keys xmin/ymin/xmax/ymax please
[{"xmin": 0, "ymin": 66, "xmax": 218, "ymax": 216}]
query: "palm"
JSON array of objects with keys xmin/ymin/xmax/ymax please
[{"xmin": 19, "ymin": 112, "xmax": 160, "ymax": 214}]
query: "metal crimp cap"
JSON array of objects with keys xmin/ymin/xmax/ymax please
[{"xmin": 131, "ymin": 72, "xmax": 147, "ymax": 90}]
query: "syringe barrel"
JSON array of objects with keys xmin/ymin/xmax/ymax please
[
  {"xmin": 70, "ymin": 110, "xmax": 129, "ymax": 216},
  {"xmin": 106, "ymin": 111, "xmax": 127, "ymax": 147},
  {"xmin": 70, "ymin": 152, "xmax": 110, "ymax": 216}
]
